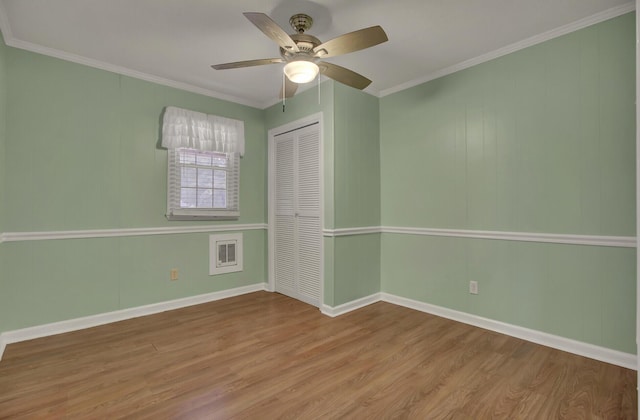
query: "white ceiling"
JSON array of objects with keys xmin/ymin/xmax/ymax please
[{"xmin": 0, "ymin": 0, "xmax": 634, "ymax": 109}]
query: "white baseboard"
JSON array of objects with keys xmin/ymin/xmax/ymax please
[
  {"xmin": 2, "ymin": 287, "xmax": 635, "ymax": 370},
  {"xmin": 380, "ymin": 293, "xmax": 637, "ymax": 370},
  {"xmin": 318, "ymin": 292, "xmax": 637, "ymax": 369},
  {"xmin": 0, "ymin": 283, "xmax": 268, "ymax": 362},
  {"xmin": 321, "ymin": 293, "xmax": 381, "ymax": 317},
  {"xmin": 0, "ymin": 335, "xmax": 5, "ymax": 362}
]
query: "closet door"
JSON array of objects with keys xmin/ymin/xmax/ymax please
[
  {"xmin": 273, "ymin": 122, "xmax": 321, "ymax": 307},
  {"xmin": 274, "ymin": 132, "xmax": 297, "ymax": 298}
]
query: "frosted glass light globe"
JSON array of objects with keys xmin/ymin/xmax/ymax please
[{"xmin": 283, "ymin": 61, "xmax": 319, "ymax": 84}]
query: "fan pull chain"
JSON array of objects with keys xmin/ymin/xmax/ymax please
[
  {"xmin": 282, "ymin": 72, "xmax": 286, "ymax": 112},
  {"xmin": 317, "ymin": 73, "xmax": 320, "ymax": 105}
]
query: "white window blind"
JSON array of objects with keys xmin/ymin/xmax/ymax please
[{"xmin": 162, "ymin": 107, "xmax": 243, "ymax": 220}]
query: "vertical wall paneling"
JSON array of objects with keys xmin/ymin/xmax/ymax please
[
  {"xmin": 331, "ymin": 84, "xmax": 382, "ymax": 306},
  {"xmin": 0, "ymin": 33, "xmax": 7, "ymax": 334},
  {"xmin": 635, "ymin": 0, "xmax": 639, "ymax": 399},
  {"xmin": 1, "ymin": 45, "xmax": 268, "ymax": 332},
  {"xmin": 380, "ymin": 13, "xmax": 637, "ymax": 353}
]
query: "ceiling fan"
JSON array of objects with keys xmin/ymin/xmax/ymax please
[{"xmin": 211, "ymin": 12, "xmax": 388, "ymax": 98}]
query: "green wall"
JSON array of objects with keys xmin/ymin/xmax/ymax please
[
  {"xmin": 5, "ymin": 50, "xmax": 266, "ymax": 231},
  {"xmin": 0, "ymin": 46, "xmax": 267, "ymax": 332},
  {"xmin": 0, "ymin": 34, "xmax": 7, "ymax": 333},
  {"xmin": 380, "ymin": 13, "xmax": 636, "ymax": 353},
  {"xmin": 0, "ymin": 12, "xmax": 636, "ymax": 356},
  {"xmin": 332, "ymin": 83, "xmax": 381, "ymax": 305},
  {"xmin": 0, "ymin": 33, "xmax": 6, "ymax": 233},
  {"xmin": 334, "ymin": 83, "xmax": 380, "ymax": 229}
]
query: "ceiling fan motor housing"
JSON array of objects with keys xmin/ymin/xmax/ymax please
[{"xmin": 280, "ymin": 33, "xmax": 321, "ymax": 61}]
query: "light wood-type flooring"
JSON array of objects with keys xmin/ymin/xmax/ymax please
[{"xmin": 0, "ymin": 291, "xmax": 636, "ymax": 419}]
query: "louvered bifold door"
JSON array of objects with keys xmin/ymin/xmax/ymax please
[
  {"xmin": 272, "ymin": 122, "xmax": 321, "ymax": 307},
  {"xmin": 274, "ymin": 133, "xmax": 297, "ymax": 298},
  {"xmin": 295, "ymin": 125, "xmax": 321, "ymax": 306}
]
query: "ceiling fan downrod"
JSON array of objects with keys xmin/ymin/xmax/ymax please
[{"xmin": 289, "ymin": 14, "xmax": 313, "ymax": 34}]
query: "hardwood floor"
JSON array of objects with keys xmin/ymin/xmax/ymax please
[{"xmin": 0, "ymin": 291, "xmax": 636, "ymax": 419}]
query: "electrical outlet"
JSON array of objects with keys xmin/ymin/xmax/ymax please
[
  {"xmin": 469, "ymin": 281, "xmax": 478, "ymax": 295},
  {"xmin": 170, "ymin": 269, "xmax": 179, "ymax": 281}
]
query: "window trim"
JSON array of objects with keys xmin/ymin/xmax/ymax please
[{"xmin": 166, "ymin": 148, "xmax": 240, "ymax": 221}]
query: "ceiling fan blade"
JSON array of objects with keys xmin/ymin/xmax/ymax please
[
  {"xmin": 313, "ymin": 26, "xmax": 388, "ymax": 58},
  {"xmin": 279, "ymin": 77, "xmax": 298, "ymax": 99},
  {"xmin": 318, "ymin": 62, "xmax": 372, "ymax": 90},
  {"xmin": 211, "ymin": 58, "xmax": 284, "ymax": 70},
  {"xmin": 243, "ymin": 12, "xmax": 299, "ymax": 53}
]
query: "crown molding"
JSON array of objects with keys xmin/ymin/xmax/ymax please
[
  {"xmin": 6, "ymin": 38, "xmax": 262, "ymax": 109},
  {"xmin": 378, "ymin": 2, "xmax": 636, "ymax": 98},
  {"xmin": 1, "ymin": 2, "xmax": 633, "ymax": 108},
  {"xmin": 0, "ymin": 0, "xmax": 263, "ymax": 110}
]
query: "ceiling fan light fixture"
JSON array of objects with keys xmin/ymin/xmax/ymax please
[{"xmin": 283, "ymin": 60, "xmax": 319, "ymax": 84}]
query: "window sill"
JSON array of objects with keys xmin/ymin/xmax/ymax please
[{"xmin": 166, "ymin": 212, "xmax": 239, "ymax": 221}]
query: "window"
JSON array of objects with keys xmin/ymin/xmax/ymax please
[
  {"xmin": 167, "ymin": 148, "xmax": 240, "ymax": 219},
  {"xmin": 161, "ymin": 106, "xmax": 244, "ymax": 220}
]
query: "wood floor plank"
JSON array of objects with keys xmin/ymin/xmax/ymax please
[{"xmin": 0, "ymin": 291, "xmax": 636, "ymax": 419}]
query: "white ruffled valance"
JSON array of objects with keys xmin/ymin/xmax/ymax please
[{"xmin": 161, "ymin": 106, "xmax": 245, "ymax": 156}]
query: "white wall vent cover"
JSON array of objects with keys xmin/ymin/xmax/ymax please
[{"xmin": 209, "ymin": 233, "xmax": 243, "ymax": 275}]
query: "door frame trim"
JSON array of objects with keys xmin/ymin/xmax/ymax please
[{"xmin": 267, "ymin": 112, "xmax": 324, "ymax": 308}]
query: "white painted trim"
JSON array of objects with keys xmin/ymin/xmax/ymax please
[
  {"xmin": 321, "ymin": 293, "xmax": 382, "ymax": 317},
  {"xmin": 1, "ymin": 287, "xmax": 634, "ymax": 370},
  {"xmin": 381, "ymin": 293, "xmax": 637, "ymax": 370},
  {"xmin": 2, "ymin": 225, "xmax": 632, "ymax": 247},
  {"xmin": 0, "ymin": 283, "xmax": 268, "ymax": 361},
  {"xmin": 315, "ymin": 291, "xmax": 637, "ymax": 369},
  {"xmin": 378, "ymin": 2, "xmax": 636, "ymax": 98},
  {"xmin": 267, "ymin": 112, "xmax": 325, "ymax": 138},
  {"xmin": 0, "ymin": 335, "xmax": 5, "ymax": 363},
  {"xmin": 323, "ymin": 226, "xmax": 381, "ymax": 237},
  {"xmin": 267, "ymin": 113, "xmax": 325, "ymax": 306},
  {"xmin": 382, "ymin": 226, "xmax": 636, "ymax": 248},
  {"xmin": 0, "ymin": 223, "xmax": 267, "ymax": 242},
  {"xmin": 321, "ymin": 225, "xmax": 635, "ymax": 248}
]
